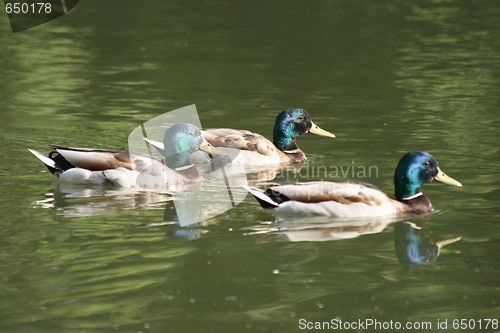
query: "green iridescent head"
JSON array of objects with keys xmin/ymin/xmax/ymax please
[
  {"xmin": 163, "ymin": 123, "xmax": 204, "ymax": 169},
  {"xmin": 394, "ymin": 151, "xmax": 461, "ymax": 200},
  {"xmin": 272, "ymin": 108, "xmax": 335, "ymax": 151},
  {"xmin": 162, "ymin": 123, "xmax": 227, "ymax": 169}
]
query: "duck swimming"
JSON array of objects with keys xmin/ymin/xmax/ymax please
[
  {"xmin": 183, "ymin": 108, "xmax": 334, "ymax": 166},
  {"xmin": 245, "ymin": 151, "xmax": 462, "ymax": 217},
  {"xmin": 29, "ymin": 123, "xmax": 225, "ymax": 190}
]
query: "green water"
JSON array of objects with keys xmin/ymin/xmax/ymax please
[{"xmin": 1, "ymin": 1, "xmax": 499, "ymax": 332}]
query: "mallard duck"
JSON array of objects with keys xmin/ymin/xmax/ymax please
[
  {"xmin": 29, "ymin": 123, "xmax": 225, "ymax": 190},
  {"xmin": 171, "ymin": 108, "xmax": 334, "ymax": 166},
  {"xmin": 245, "ymin": 151, "xmax": 462, "ymax": 217}
]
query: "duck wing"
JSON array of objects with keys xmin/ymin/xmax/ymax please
[
  {"xmin": 202, "ymin": 128, "xmax": 280, "ymax": 156},
  {"xmin": 269, "ymin": 182, "xmax": 389, "ymax": 205},
  {"xmin": 49, "ymin": 145, "xmax": 157, "ymax": 171}
]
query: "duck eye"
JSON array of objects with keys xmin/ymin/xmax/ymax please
[
  {"xmin": 423, "ymin": 161, "xmax": 431, "ymax": 167},
  {"xmin": 297, "ymin": 116, "xmax": 304, "ymax": 121},
  {"xmin": 188, "ymin": 131, "xmax": 196, "ymax": 137}
]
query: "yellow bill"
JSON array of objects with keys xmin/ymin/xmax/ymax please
[
  {"xmin": 199, "ymin": 139, "xmax": 227, "ymax": 156},
  {"xmin": 433, "ymin": 166, "xmax": 462, "ymax": 187},
  {"xmin": 308, "ymin": 121, "xmax": 335, "ymax": 138}
]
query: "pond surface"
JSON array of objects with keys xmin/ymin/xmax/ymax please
[{"xmin": 1, "ymin": 1, "xmax": 499, "ymax": 332}]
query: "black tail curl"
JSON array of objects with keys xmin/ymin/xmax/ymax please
[{"xmin": 48, "ymin": 151, "xmax": 75, "ymax": 172}]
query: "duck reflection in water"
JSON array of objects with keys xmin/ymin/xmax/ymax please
[
  {"xmin": 248, "ymin": 213, "xmax": 410, "ymax": 243},
  {"xmin": 32, "ymin": 167, "xmax": 281, "ymax": 219},
  {"xmin": 248, "ymin": 214, "xmax": 460, "ymax": 268},
  {"xmin": 394, "ymin": 217, "xmax": 461, "ymax": 270}
]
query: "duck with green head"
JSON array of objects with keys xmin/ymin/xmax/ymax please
[
  {"xmin": 187, "ymin": 108, "xmax": 335, "ymax": 166},
  {"xmin": 245, "ymin": 151, "xmax": 462, "ymax": 217},
  {"xmin": 29, "ymin": 123, "xmax": 225, "ymax": 190}
]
